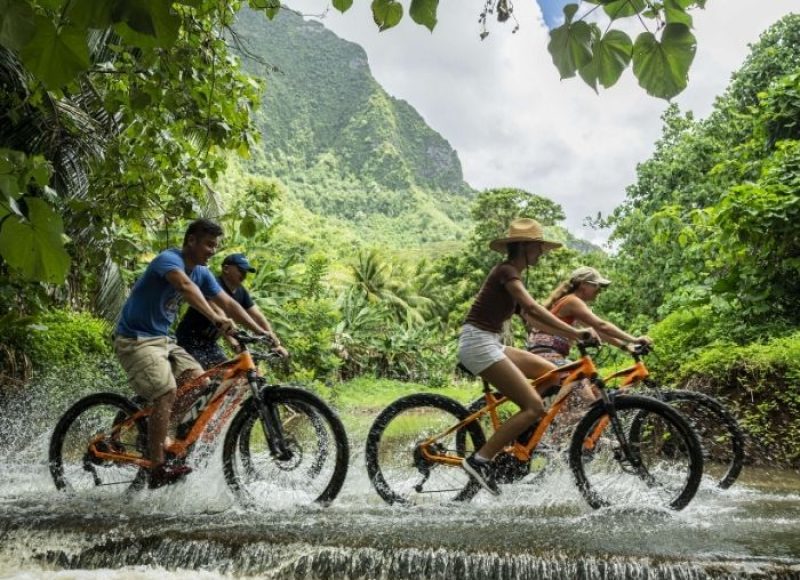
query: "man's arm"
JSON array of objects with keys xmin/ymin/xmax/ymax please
[
  {"xmin": 212, "ymin": 293, "xmax": 289, "ymax": 357},
  {"xmin": 166, "ymin": 270, "xmax": 234, "ymax": 333},
  {"xmin": 247, "ymin": 305, "xmax": 281, "ymax": 346},
  {"xmin": 210, "ymin": 291, "xmax": 263, "ymax": 334}
]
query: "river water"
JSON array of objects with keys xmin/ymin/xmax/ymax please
[{"xmin": 1, "ymin": 393, "xmax": 799, "ymax": 579}]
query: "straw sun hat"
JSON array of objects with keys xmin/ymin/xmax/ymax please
[{"xmin": 489, "ymin": 218, "xmax": 563, "ymax": 253}]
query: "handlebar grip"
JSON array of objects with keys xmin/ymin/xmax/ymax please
[{"xmin": 578, "ymin": 337, "xmax": 601, "ymax": 349}]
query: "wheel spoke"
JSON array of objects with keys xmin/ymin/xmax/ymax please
[
  {"xmin": 365, "ymin": 394, "xmax": 484, "ymax": 506},
  {"xmin": 50, "ymin": 394, "xmax": 147, "ymax": 497},
  {"xmin": 224, "ymin": 388, "xmax": 349, "ymax": 506}
]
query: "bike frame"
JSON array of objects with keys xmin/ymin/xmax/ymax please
[
  {"xmin": 88, "ymin": 348, "xmax": 266, "ymax": 470},
  {"xmin": 419, "ymin": 353, "xmax": 606, "ymax": 466},
  {"xmin": 480, "ymin": 353, "xmax": 653, "ymax": 454}
]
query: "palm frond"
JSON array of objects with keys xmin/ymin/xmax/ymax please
[{"xmin": 95, "ymin": 257, "xmax": 127, "ymax": 324}]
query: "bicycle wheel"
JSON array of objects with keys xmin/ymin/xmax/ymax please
[
  {"xmin": 236, "ymin": 395, "xmax": 330, "ymax": 480},
  {"xmin": 649, "ymin": 388, "xmax": 745, "ymax": 489},
  {"xmin": 569, "ymin": 394, "xmax": 703, "ymax": 511},
  {"xmin": 365, "ymin": 393, "xmax": 485, "ymax": 505},
  {"xmin": 223, "ymin": 386, "xmax": 349, "ymax": 506},
  {"xmin": 49, "ymin": 393, "xmax": 147, "ymax": 495}
]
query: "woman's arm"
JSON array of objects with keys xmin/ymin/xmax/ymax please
[
  {"xmin": 506, "ymin": 279, "xmax": 595, "ymax": 342},
  {"xmin": 562, "ymin": 298, "xmax": 648, "ymax": 347},
  {"xmin": 521, "ymin": 310, "xmax": 570, "ymax": 336}
]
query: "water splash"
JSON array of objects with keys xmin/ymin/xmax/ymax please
[{"xmin": 2, "ymin": 371, "xmax": 800, "ymax": 578}]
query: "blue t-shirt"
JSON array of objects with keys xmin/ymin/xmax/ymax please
[{"xmin": 116, "ymin": 248, "xmax": 222, "ymax": 338}]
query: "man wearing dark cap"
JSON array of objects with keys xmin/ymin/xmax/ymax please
[{"xmin": 176, "ymin": 253, "xmax": 287, "ymax": 368}]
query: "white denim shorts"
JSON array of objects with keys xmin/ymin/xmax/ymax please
[{"xmin": 458, "ymin": 323, "xmax": 507, "ymax": 375}]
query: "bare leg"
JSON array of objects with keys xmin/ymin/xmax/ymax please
[
  {"xmin": 476, "ymin": 349, "xmax": 557, "ymax": 459},
  {"xmin": 505, "ymin": 347, "xmax": 561, "ymax": 396},
  {"xmin": 149, "ymin": 389, "xmax": 176, "ymax": 465}
]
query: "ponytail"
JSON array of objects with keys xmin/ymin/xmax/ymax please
[{"xmin": 543, "ymin": 278, "xmax": 577, "ymax": 309}]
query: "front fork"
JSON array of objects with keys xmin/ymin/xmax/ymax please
[
  {"xmin": 247, "ymin": 370, "xmax": 292, "ymax": 461},
  {"xmin": 595, "ymin": 382, "xmax": 648, "ymax": 477}
]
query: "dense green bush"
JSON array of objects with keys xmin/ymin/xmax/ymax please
[
  {"xmin": 675, "ymin": 332, "xmax": 800, "ymax": 467},
  {"xmin": 3, "ymin": 309, "xmax": 111, "ymax": 370},
  {"xmin": 281, "ymin": 297, "xmax": 342, "ymax": 382},
  {"xmin": 646, "ymin": 305, "xmax": 728, "ymax": 380}
]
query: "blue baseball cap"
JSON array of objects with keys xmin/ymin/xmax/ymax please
[{"xmin": 222, "ymin": 253, "xmax": 256, "ymax": 273}]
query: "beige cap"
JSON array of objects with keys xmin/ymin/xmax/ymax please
[{"xmin": 571, "ymin": 266, "xmax": 611, "ymax": 286}]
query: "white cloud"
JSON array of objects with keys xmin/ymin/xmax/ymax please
[{"xmin": 285, "ymin": 1, "xmax": 798, "ymax": 245}]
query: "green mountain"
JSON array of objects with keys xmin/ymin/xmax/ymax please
[{"xmin": 232, "ymin": 9, "xmax": 474, "ymax": 246}]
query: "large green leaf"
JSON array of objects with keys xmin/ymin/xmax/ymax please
[
  {"xmin": 239, "ymin": 215, "xmax": 257, "ymax": 238},
  {"xmin": 333, "ymin": 0, "xmax": 353, "ymax": 12},
  {"xmin": 633, "ymin": 23, "xmax": 696, "ymax": 99},
  {"xmin": 410, "ymin": 0, "xmax": 438, "ymax": 32},
  {"xmin": 20, "ymin": 17, "xmax": 89, "ymax": 90},
  {"xmin": 66, "ymin": 0, "xmax": 116, "ymax": 28},
  {"xmin": 112, "ymin": 0, "xmax": 180, "ymax": 48},
  {"xmin": 248, "ymin": 0, "xmax": 281, "ymax": 20},
  {"xmin": 548, "ymin": 18, "xmax": 593, "ymax": 79},
  {"xmin": 587, "ymin": 29, "xmax": 633, "ymax": 89},
  {"xmin": 0, "ymin": 0, "xmax": 36, "ymax": 51},
  {"xmin": 602, "ymin": 0, "xmax": 646, "ymax": 19},
  {"xmin": 0, "ymin": 197, "xmax": 70, "ymax": 283},
  {"xmin": 372, "ymin": 0, "xmax": 403, "ymax": 32},
  {"xmin": 664, "ymin": 0, "xmax": 693, "ymax": 27}
]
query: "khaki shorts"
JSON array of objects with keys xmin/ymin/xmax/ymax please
[{"xmin": 114, "ymin": 336, "xmax": 203, "ymax": 401}]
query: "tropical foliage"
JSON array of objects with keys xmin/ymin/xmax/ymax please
[
  {"xmin": 601, "ymin": 14, "xmax": 800, "ymax": 338},
  {"xmin": 0, "ymin": 0, "xmax": 715, "ymax": 298},
  {"xmin": 3, "ymin": 5, "xmax": 800, "ymax": 467},
  {"xmin": 593, "ymin": 14, "xmax": 800, "ymax": 465}
]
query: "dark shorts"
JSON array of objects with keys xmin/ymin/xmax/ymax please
[{"xmin": 175, "ymin": 335, "xmax": 227, "ymax": 370}]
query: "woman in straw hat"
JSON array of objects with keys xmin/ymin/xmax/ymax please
[
  {"xmin": 458, "ymin": 218, "xmax": 598, "ymax": 495},
  {"xmin": 527, "ymin": 265, "xmax": 652, "ymax": 366}
]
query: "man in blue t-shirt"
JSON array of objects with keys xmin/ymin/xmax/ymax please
[
  {"xmin": 176, "ymin": 253, "xmax": 287, "ymax": 369},
  {"xmin": 114, "ymin": 218, "xmax": 268, "ymax": 488}
]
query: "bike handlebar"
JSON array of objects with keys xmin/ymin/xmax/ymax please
[
  {"xmin": 231, "ymin": 331, "xmax": 287, "ymax": 364},
  {"xmin": 251, "ymin": 349, "xmax": 286, "ymax": 364},
  {"xmin": 231, "ymin": 331, "xmax": 275, "ymax": 346},
  {"xmin": 576, "ymin": 338, "xmax": 601, "ymax": 356}
]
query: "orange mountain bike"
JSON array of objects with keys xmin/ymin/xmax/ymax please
[
  {"xmin": 464, "ymin": 343, "xmax": 745, "ymax": 489},
  {"xmin": 365, "ymin": 342, "xmax": 703, "ymax": 510},
  {"xmin": 593, "ymin": 344, "xmax": 745, "ymax": 488},
  {"xmin": 49, "ymin": 333, "xmax": 349, "ymax": 505}
]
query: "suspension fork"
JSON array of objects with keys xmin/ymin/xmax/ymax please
[
  {"xmin": 247, "ymin": 370, "xmax": 292, "ymax": 461},
  {"xmin": 595, "ymin": 381, "xmax": 645, "ymax": 472}
]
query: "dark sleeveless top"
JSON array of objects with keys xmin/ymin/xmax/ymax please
[{"xmin": 464, "ymin": 263, "xmax": 521, "ymax": 334}]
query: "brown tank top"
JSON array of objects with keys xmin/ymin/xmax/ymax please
[{"xmin": 464, "ymin": 262, "xmax": 521, "ymax": 334}]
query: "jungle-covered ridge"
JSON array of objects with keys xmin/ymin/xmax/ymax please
[
  {"xmin": 232, "ymin": 8, "xmax": 474, "ymax": 247},
  {"xmin": 0, "ymin": 7, "xmax": 799, "ymax": 466},
  {"xmin": 226, "ymin": 8, "xmax": 601, "ymax": 252}
]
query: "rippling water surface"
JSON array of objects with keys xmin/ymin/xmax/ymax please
[{"xmin": 1, "ymin": 398, "xmax": 799, "ymax": 579}]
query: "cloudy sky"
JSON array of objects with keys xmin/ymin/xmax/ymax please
[{"xmin": 286, "ymin": 1, "xmax": 797, "ymax": 244}]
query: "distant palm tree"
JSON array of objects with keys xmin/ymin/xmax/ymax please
[{"xmin": 349, "ymin": 249, "xmax": 432, "ymax": 325}]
